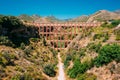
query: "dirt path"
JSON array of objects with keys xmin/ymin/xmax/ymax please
[{"xmin": 57, "ymin": 52, "xmax": 65, "ymax": 80}]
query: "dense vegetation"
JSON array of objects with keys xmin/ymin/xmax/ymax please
[
  {"xmin": 94, "ymin": 43, "xmax": 120, "ymax": 67},
  {"xmin": 0, "ymin": 15, "xmax": 39, "ymax": 47},
  {"xmin": 101, "ymin": 19, "xmax": 120, "ymax": 28},
  {"xmin": 68, "ymin": 59, "xmax": 93, "ymax": 78},
  {"xmin": 43, "ymin": 64, "xmax": 56, "ymax": 77}
]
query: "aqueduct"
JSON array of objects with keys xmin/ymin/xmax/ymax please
[{"xmin": 26, "ymin": 22, "xmax": 101, "ymax": 49}]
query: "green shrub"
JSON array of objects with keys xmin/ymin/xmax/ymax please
[
  {"xmin": 64, "ymin": 54, "xmax": 72, "ymax": 68},
  {"xmin": 24, "ymin": 45, "xmax": 33, "ymax": 56},
  {"xmin": 11, "ymin": 75, "xmax": 20, "ymax": 80},
  {"xmin": 0, "ymin": 36, "xmax": 14, "ymax": 47},
  {"xmin": 87, "ymin": 43, "xmax": 102, "ymax": 53},
  {"xmin": 68, "ymin": 59, "xmax": 93, "ymax": 78},
  {"xmin": 116, "ymin": 35, "xmax": 120, "ymax": 40},
  {"xmin": 77, "ymin": 73, "xmax": 97, "ymax": 80},
  {"xmin": 30, "ymin": 38, "xmax": 40, "ymax": 43},
  {"xmin": 115, "ymin": 30, "xmax": 120, "ymax": 40},
  {"xmin": 102, "ymin": 20, "xmax": 120, "ymax": 28},
  {"xmin": 111, "ymin": 20, "xmax": 120, "ymax": 27},
  {"xmin": 77, "ymin": 48, "xmax": 86, "ymax": 57},
  {"xmin": 43, "ymin": 64, "xmax": 56, "ymax": 77},
  {"xmin": 49, "ymin": 48, "xmax": 57, "ymax": 57},
  {"xmin": 93, "ymin": 32, "xmax": 109, "ymax": 42},
  {"xmin": 20, "ymin": 43, "xmax": 25, "ymax": 50},
  {"xmin": 101, "ymin": 22, "xmax": 108, "ymax": 27},
  {"xmin": 94, "ymin": 43, "xmax": 120, "ymax": 67},
  {"xmin": 0, "ymin": 52, "xmax": 17, "ymax": 66},
  {"xmin": 102, "ymin": 33, "xmax": 109, "ymax": 42},
  {"xmin": 93, "ymin": 34, "xmax": 103, "ymax": 40},
  {"xmin": 0, "ymin": 66, "xmax": 6, "ymax": 79},
  {"xmin": 43, "ymin": 38, "xmax": 47, "ymax": 46},
  {"xmin": 20, "ymin": 73, "xmax": 32, "ymax": 80},
  {"xmin": 11, "ymin": 73, "xmax": 32, "ymax": 80}
]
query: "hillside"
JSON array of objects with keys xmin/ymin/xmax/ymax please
[
  {"xmin": 0, "ymin": 16, "xmax": 58, "ymax": 80},
  {"xmin": 62, "ymin": 20, "xmax": 120, "ymax": 80},
  {"xmin": 87, "ymin": 10, "xmax": 120, "ymax": 22},
  {"xmin": 68, "ymin": 15, "xmax": 89, "ymax": 22},
  {"xmin": 114, "ymin": 10, "xmax": 120, "ymax": 14}
]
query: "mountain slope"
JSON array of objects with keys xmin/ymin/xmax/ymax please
[
  {"xmin": 18, "ymin": 10, "xmax": 120, "ymax": 23},
  {"xmin": 18, "ymin": 15, "xmax": 62, "ymax": 23},
  {"xmin": 87, "ymin": 10, "xmax": 120, "ymax": 22},
  {"xmin": 68, "ymin": 15, "xmax": 89, "ymax": 22},
  {"xmin": 63, "ymin": 21, "xmax": 120, "ymax": 80}
]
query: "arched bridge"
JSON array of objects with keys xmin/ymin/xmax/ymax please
[{"xmin": 26, "ymin": 22, "xmax": 101, "ymax": 49}]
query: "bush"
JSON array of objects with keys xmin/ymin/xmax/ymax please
[
  {"xmin": 93, "ymin": 34, "xmax": 103, "ymax": 40},
  {"xmin": 116, "ymin": 35, "xmax": 120, "ymax": 40},
  {"xmin": 94, "ymin": 43, "xmax": 120, "ymax": 67},
  {"xmin": 1, "ymin": 16, "xmax": 22, "ymax": 30},
  {"xmin": 102, "ymin": 33, "xmax": 109, "ymax": 42},
  {"xmin": 102, "ymin": 20, "xmax": 120, "ymax": 28},
  {"xmin": 20, "ymin": 43, "xmax": 25, "ymax": 50},
  {"xmin": 49, "ymin": 48, "xmax": 57, "ymax": 57},
  {"xmin": 115, "ymin": 30, "xmax": 120, "ymax": 40},
  {"xmin": 77, "ymin": 73, "xmax": 97, "ymax": 80},
  {"xmin": 93, "ymin": 32, "xmax": 109, "ymax": 42},
  {"xmin": 0, "ymin": 36, "xmax": 14, "ymax": 47},
  {"xmin": 77, "ymin": 48, "xmax": 86, "ymax": 57},
  {"xmin": 111, "ymin": 20, "xmax": 120, "ymax": 27},
  {"xmin": 43, "ymin": 64, "xmax": 56, "ymax": 77},
  {"xmin": 68, "ymin": 59, "xmax": 93, "ymax": 78},
  {"xmin": 43, "ymin": 38, "xmax": 47, "ymax": 46},
  {"xmin": 30, "ymin": 38, "xmax": 40, "ymax": 43},
  {"xmin": 11, "ymin": 73, "xmax": 32, "ymax": 80},
  {"xmin": 11, "ymin": 75, "xmax": 20, "ymax": 80},
  {"xmin": 0, "ymin": 52, "xmax": 17, "ymax": 66},
  {"xmin": 24, "ymin": 45, "xmax": 33, "ymax": 56},
  {"xmin": 64, "ymin": 54, "xmax": 72, "ymax": 68},
  {"xmin": 87, "ymin": 43, "xmax": 102, "ymax": 53}
]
